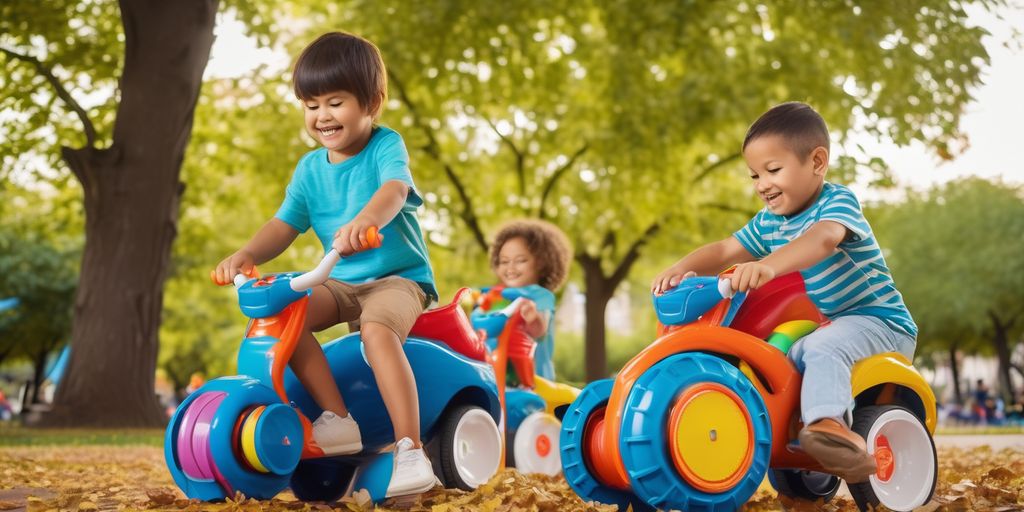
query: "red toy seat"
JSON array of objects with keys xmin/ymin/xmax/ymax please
[
  {"xmin": 409, "ymin": 288, "xmax": 488, "ymax": 362},
  {"xmin": 728, "ymin": 272, "xmax": 827, "ymax": 339}
]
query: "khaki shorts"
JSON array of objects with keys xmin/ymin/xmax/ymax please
[{"xmin": 323, "ymin": 276, "xmax": 429, "ymax": 339}]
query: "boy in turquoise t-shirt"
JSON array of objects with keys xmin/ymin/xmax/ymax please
[{"xmin": 214, "ymin": 32, "xmax": 436, "ymax": 497}]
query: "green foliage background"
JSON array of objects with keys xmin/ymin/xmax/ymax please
[{"xmin": 2, "ymin": 0, "xmax": 1021, "ymax": 391}]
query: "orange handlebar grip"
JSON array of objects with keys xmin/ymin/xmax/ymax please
[
  {"xmin": 365, "ymin": 226, "xmax": 383, "ymax": 249},
  {"xmin": 209, "ymin": 265, "xmax": 260, "ymax": 286}
]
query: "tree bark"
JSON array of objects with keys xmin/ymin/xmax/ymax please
[
  {"xmin": 578, "ymin": 255, "xmax": 613, "ymax": 381},
  {"xmin": 30, "ymin": 347, "xmax": 47, "ymax": 405},
  {"xmin": 37, "ymin": 0, "xmax": 219, "ymax": 427},
  {"xmin": 987, "ymin": 310, "xmax": 1016, "ymax": 403},
  {"xmin": 949, "ymin": 343, "xmax": 962, "ymax": 405}
]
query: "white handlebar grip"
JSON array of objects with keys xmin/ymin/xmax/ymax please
[{"xmin": 718, "ymin": 278, "xmax": 735, "ymax": 299}]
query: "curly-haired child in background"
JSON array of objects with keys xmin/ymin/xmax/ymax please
[{"xmin": 473, "ymin": 219, "xmax": 572, "ymax": 382}]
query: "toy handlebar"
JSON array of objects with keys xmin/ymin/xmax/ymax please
[
  {"xmin": 210, "ymin": 266, "xmax": 259, "ymax": 287},
  {"xmin": 717, "ymin": 277, "xmax": 735, "ymax": 298},
  {"xmin": 288, "ymin": 227, "xmax": 383, "ymax": 292},
  {"xmin": 499, "ymin": 297, "xmax": 527, "ymax": 317}
]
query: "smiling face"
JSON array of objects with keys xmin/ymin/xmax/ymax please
[
  {"xmin": 496, "ymin": 237, "xmax": 540, "ymax": 288},
  {"xmin": 742, "ymin": 134, "xmax": 828, "ymax": 216},
  {"xmin": 303, "ymin": 90, "xmax": 376, "ymax": 164}
]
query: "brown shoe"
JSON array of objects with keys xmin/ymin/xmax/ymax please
[{"xmin": 798, "ymin": 418, "xmax": 877, "ymax": 483}]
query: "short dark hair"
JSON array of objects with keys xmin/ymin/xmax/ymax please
[
  {"xmin": 743, "ymin": 102, "xmax": 829, "ymax": 161},
  {"xmin": 292, "ymin": 32, "xmax": 387, "ymax": 116},
  {"xmin": 490, "ymin": 220, "xmax": 573, "ymax": 291}
]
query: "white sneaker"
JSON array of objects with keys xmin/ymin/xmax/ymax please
[
  {"xmin": 386, "ymin": 437, "xmax": 438, "ymax": 497},
  {"xmin": 312, "ymin": 411, "xmax": 363, "ymax": 456}
]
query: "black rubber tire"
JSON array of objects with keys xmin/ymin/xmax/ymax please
[
  {"xmin": 505, "ymin": 429, "xmax": 518, "ymax": 469},
  {"xmin": 289, "ymin": 459, "xmax": 356, "ymax": 502},
  {"xmin": 771, "ymin": 468, "xmax": 840, "ymax": 503},
  {"xmin": 847, "ymin": 405, "xmax": 937, "ymax": 512}
]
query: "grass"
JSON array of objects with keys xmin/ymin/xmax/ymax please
[
  {"xmin": 0, "ymin": 423, "xmax": 164, "ymax": 446},
  {"xmin": 935, "ymin": 425, "xmax": 1024, "ymax": 435}
]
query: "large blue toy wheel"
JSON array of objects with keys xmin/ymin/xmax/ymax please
[
  {"xmin": 559, "ymin": 379, "xmax": 654, "ymax": 512},
  {"xmin": 165, "ymin": 377, "xmax": 299, "ymax": 501},
  {"xmin": 290, "ymin": 459, "xmax": 357, "ymax": 502},
  {"xmin": 619, "ymin": 353, "xmax": 771, "ymax": 512}
]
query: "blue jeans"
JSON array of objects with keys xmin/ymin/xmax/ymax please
[{"xmin": 788, "ymin": 315, "xmax": 916, "ymax": 425}]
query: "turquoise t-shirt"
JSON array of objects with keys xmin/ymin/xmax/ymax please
[
  {"xmin": 274, "ymin": 126, "xmax": 437, "ymax": 299},
  {"xmin": 733, "ymin": 182, "xmax": 917, "ymax": 337}
]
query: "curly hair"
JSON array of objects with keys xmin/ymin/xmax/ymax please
[{"xmin": 489, "ymin": 219, "xmax": 572, "ymax": 291}]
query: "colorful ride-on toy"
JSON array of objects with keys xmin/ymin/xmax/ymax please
[
  {"xmin": 559, "ymin": 272, "xmax": 937, "ymax": 512},
  {"xmin": 472, "ymin": 291, "xmax": 580, "ymax": 476},
  {"xmin": 166, "ymin": 229, "xmax": 504, "ymax": 503}
]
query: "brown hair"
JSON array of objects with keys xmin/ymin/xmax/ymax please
[
  {"xmin": 292, "ymin": 32, "xmax": 387, "ymax": 118},
  {"xmin": 743, "ymin": 101, "xmax": 829, "ymax": 162},
  {"xmin": 490, "ymin": 219, "xmax": 572, "ymax": 291}
]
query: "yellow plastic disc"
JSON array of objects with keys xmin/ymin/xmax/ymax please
[
  {"xmin": 669, "ymin": 383, "xmax": 753, "ymax": 491},
  {"xmin": 241, "ymin": 406, "xmax": 269, "ymax": 473}
]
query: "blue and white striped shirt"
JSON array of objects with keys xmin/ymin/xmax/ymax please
[{"xmin": 733, "ymin": 182, "xmax": 917, "ymax": 337}]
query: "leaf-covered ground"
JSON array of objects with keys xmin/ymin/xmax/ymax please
[{"xmin": 2, "ymin": 444, "xmax": 1024, "ymax": 511}]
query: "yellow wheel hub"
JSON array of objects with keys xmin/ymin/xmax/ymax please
[
  {"xmin": 241, "ymin": 406, "xmax": 269, "ymax": 473},
  {"xmin": 669, "ymin": 383, "xmax": 754, "ymax": 492}
]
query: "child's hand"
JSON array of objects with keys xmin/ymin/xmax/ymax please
[
  {"xmin": 652, "ymin": 268, "xmax": 696, "ymax": 295},
  {"xmin": 729, "ymin": 262, "xmax": 775, "ymax": 292},
  {"xmin": 519, "ymin": 299, "xmax": 539, "ymax": 324},
  {"xmin": 332, "ymin": 217, "xmax": 377, "ymax": 256},
  {"xmin": 214, "ymin": 250, "xmax": 255, "ymax": 285}
]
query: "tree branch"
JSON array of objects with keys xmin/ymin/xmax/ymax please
[
  {"xmin": 538, "ymin": 142, "xmax": 588, "ymax": 219},
  {"xmin": 608, "ymin": 219, "xmax": 663, "ymax": 288},
  {"xmin": 601, "ymin": 230, "xmax": 615, "ymax": 253},
  {"xmin": 1, "ymin": 46, "xmax": 98, "ymax": 148},
  {"xmin": 388, "ymin": 69, "xmax": 488, "ymax": 252},
  {"xmin": 484, "ymin": 117, "xmax": 526, "ymax": 197},
  {"xmin": 691, "ymin": 152, "xmax": 741, "ymax": 184}
]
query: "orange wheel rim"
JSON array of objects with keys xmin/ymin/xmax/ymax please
[
  {"xmin": 536, "ymin": 433, "xmax": 551, "ymax": 457},
  {"xmin": 668, "ymin": 382, "xmax": 755, "ymax": 492},
  {"xmin": 874, "ymin": 434, "xmax": 894, "ymax": 482},
  {"xmin": 584, "ymin": 408, "xmax": 629, "ymax": 491}
]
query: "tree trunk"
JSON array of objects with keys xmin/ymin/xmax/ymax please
[
  {"xmin": 579, "ymin": 257, "xmax": 611, "ymax": 382},
  {"xmin": 578, "ymin": 256, "xmax": 615, "ymax": 382},
  {"xmin": 574, "ymin": 224, "xmax": 660, "ymax": 383},
  {"xmin": 30, "ymin": 347, "xmax": 48, "ymax": 405},
  {"xmin": 948, "ymin": 343, "xmax": 962, "ymax": 406},
  {"xmin": 37, "ymin": 0, "xmax": 219, "ymax": 427},
  {"xmin": 987, "ymin": 310, "xmax": 1015, "ymax": 402}
]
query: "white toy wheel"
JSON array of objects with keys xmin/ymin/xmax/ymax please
[
  {"xmin": 848, "ymin": 405, "xmax": 937, "ymax": 511},
  {"xmin": 439, "ymin": 405, "xmax": 502, "ymax": 490},
  {"xmin": 512, "ymin": 411, "xmax": 562, "ymax": 476}
]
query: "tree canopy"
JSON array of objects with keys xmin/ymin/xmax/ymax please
[
  {"xmin": 0, "ymin": 0, "xmax": 1011, "ymax": 422},
  {"xmin": 873, "ymin": 178, "xmax": 1024, "ymax": 399}
]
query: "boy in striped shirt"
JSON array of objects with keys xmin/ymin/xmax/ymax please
[{"xmin": 651, "ymin": 102, "xmax": 917, "ymax": 482}]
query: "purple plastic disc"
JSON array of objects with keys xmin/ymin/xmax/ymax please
[{"xmin": 176, "ymin": 392, "xmax": 226, "ymax": 480}]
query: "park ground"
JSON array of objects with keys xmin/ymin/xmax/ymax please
[{"xmin": 1, "ymin": 429, "xmax": 1023, "ymax": 511}]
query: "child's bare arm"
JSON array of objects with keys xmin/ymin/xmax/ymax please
[
  {"xmin": 333, "ymin": 180, "xmax": 409, "ymax": 255},
  {"xmin": 215, "ymin": 218, "xmax": 299, "ymax": 283},
  {"xmin": 730, "ymin": 220, "xmax": 847, "ymax": 292},
  {"xmin": 652, "ymin": 237, "xmax": 755, "ymax": 294}
]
